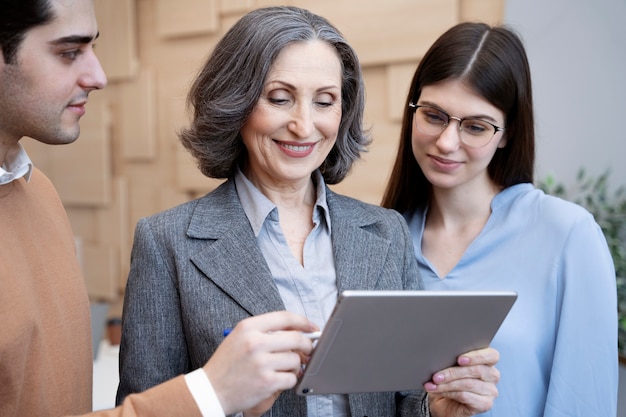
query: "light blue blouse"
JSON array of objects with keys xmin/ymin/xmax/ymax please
[
  {"xmin": 236, "ymin": 169, "xmax": 351, "ymax": 416},
  {"xmin": 405, "ymin": 183, "xmax": 618, "ymax": 417}
]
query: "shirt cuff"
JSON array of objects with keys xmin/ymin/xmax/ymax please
[{"xmin": 184, "ymin": 368, "xmax": 226, "ymax": 417}]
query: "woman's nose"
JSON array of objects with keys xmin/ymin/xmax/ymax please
[
  {"xmin": 435, "ymin": 119, "xmax": 462, "ymax": 151},
  {"xmin": 288, "ymin": 104, "xmax": 314, "ymax": 138}
]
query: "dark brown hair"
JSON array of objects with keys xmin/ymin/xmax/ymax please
[
  {"xmin": 382, "ymin": 22, "xmax": 535, "ymax": 213},
  {"xmin": 0, "ymin": 0, "xmax": 53, "ymax": 64}
]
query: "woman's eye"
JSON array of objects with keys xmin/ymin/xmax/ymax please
[
  {"xmin": 315, "ymin": 100, "xmax": 334, "ymax": 107},
  {"xmin": 267, "ymin": 90, "xmax": 292, "ymax": 105},
  {"xmin": 315, "ymin": 93, "xmax": 336, "ymax": 107},
  {"xmin": 463, "ymin": 120, "xmax": 489, "ymax": 135},
  {"xmin": 424, "ymin": 112, "xmax": 446, "ymax": 124},
  {"xmin": 268, "ymin": 97, "xmax": 289, "ymax": 105}
]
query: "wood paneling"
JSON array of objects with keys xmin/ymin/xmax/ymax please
[
  {"xmin": 96, "ymin": 178, "xmax": 130, "ymax": 291},
  {"xmin": 387, "ymin": 63, "xmax": 420, "ymax": 121},
  {"xmin": 460, "ymin": 0, "xmax": 505, "ymax": 24},
  {"xmin": 94, "ymin": 0, "xmax": 138, "ymax": 81},
  {"xmin": 156, "ymin": 0, "xmax": 220, "ymax": 38},
  {"xmin": 51, "ymin": 95, "xmax": 112, "ymax": 206},
  {"xmin": 294, "ymin": 0, "xmax": 459, "ymax": 66},
  {"xmin": 219, "ymin": 0, "xmax": 253, "ymax": 14},
  {"xmin": 120, "ymin": 68, "xmax": 157, "ymax": 160},
  {"xmin": 83, "ymin": 245, "xmax": 119, "ymax": 301}
]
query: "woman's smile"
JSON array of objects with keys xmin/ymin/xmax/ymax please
[{"xmin": 275, "ymin": 139, "xmax": 318, "ymax": 157}]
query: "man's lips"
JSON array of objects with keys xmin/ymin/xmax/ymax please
[{"xmin": 67, "ymin": 101, "xmax": 87, "ymax": 116}]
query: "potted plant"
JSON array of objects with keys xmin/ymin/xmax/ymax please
[{"xmin": 538, "ymin": 169, "xmax": 626, "ymax": 358}]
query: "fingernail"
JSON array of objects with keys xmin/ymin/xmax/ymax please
[
  {"xmin": 433, "ymin": 373, "xmax": 445, "ymax": 383},
  {"xmin": 424, "ymin": 382, "xmax": 438, "ymax": 391},
  {"xmin": 458, "ymin": 356, "xmax": 470, "ymax": 365}
]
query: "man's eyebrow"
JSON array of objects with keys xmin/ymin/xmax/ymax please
[{"xmin": 50, "ymin": 32, "xmax": 100, "ymax": 46}]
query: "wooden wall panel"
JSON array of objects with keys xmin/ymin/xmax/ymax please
[
  {"xmin": 94, "ymin": 0, "xmax": 138, "ymax": 81},
  {"xmin": 66, "ymin": 208, "xmax": 99, "ymax": 243},
  {"xmin": 331, "ymin": 121, "xmax": 400, "ymax": 205},
  {"xmin": 460, "ymin": 0, "xmax": 505, "ymax": 23},
  {"xmin": 50, "ymin": 95, "xmax": 112, "ymax": 206},
  {"xmin": 120, "ymin": 68, "xmax": 157, "ymax": 160},
  {"xmin": 294, "ymin": 0, "xmax": 459, "ymax": 66},
  {"xmin": 125, "ymin": 165, "xmax": 162, "ymax": 224},
  {"xmin": 387, "ymin": 63, "xmax": 420, "ymax": 121},
  {"xmin": 96, "ymin": 178, "xmax": 130, "ymax": 290},
  {"xmin": 332, "ymin": 66, "xmax": 400, "ymax": 204},
  {"xmin": 175, "ymin": 145, "xmax": 224, "ymax": 192},
  {"xmin": 83, "ymin": 245, "xmax": 119, "ymax": 301},
  {"xmin": 156, "ymin": 0, "xmax": 220, "ymax": 38},
  {"xmin": 43, "ymin": 0, "xmax": 506, "ymax": 302},
  {"xmin": 219, "ymin": 0, "xmax": 253, "ymax": 14}
]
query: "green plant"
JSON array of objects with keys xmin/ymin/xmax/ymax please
[{"xmin": 538, "ymin": 168, "xmax": 626, "ymax": 355}]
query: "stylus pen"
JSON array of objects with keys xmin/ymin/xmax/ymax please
[{"xmin": 222, "ymin": 328, "xmax": 322, "ymax": 340}]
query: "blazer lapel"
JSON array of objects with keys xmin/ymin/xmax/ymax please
[
  {"xmin": 326, "ymin": 188, "xmax": 391, "ymax": 292},
  {"xmin": 183, "ymin": 183, "xmax": 392, "ymax": 315},
  {"xmin": 186, "ymin": 181, "xmax": 285, "ymax": 316}
]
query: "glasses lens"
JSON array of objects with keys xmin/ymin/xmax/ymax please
[
  {"xmin": 460, "ymin": 119, "xmax": 494, "ymax": 148},
  {"xmin": 414, "ymin": 106, "xmax": 447, "ymax": 136},
  {"xmin": 412, "ymin": 105, "xmax": 500, "ymax": 148}
]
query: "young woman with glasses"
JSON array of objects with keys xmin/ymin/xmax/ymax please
[{"xmin": 382, "ymin": 22, "xmax": 618, "ymax": 417}]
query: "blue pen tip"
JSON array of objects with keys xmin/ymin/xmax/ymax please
[{"xmin": 223, "ymin": 328, "xmax": 232, "ymax": 337}]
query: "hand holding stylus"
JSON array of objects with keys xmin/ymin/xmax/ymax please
[{"xmin": 204, "ymin": 311, "xmax": 319, "ymax": 416}]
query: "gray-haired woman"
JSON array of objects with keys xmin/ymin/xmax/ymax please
[{"xmin": 117, "ymin": 7, "xmax": 500, "ymax": 417}]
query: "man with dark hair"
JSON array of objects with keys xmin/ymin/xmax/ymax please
[{"xmin": 0, "ymin": 1, "xmax": 317, "ymax": 416}]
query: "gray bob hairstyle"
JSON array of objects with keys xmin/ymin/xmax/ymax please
[{"xmin": 179, "ymin": 6, "xmax": 370, "ymax": 184}]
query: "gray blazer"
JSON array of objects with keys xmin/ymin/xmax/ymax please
[{"xmin": 117, "ymin": 179, "xmax": 429, "ymax": 416}]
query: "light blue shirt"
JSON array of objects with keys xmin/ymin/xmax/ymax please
[
  {"xmin": 235, "ymin": 168, "xmax": 351, "ymax": 417},
  {"xmin": 405, "ymin": 183, "xmax": 618, "ymax": 417}
]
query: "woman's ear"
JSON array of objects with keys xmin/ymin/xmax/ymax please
[{"xmin": 497, "ymin": 134, "xmax": 507, "ymax": 149}]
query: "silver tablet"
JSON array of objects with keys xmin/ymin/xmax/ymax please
[{"xmin": 296, "ymin": 289, "xmax": 517, "ymax": 396}]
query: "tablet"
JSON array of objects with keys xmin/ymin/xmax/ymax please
[{"xmin": 295, "ymin": 289, "xmax": 517, "ymax": 396}]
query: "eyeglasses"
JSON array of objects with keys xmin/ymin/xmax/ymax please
[{"xmin": 409, "ymin": 103, "xmax": 505, "ymax": 148}]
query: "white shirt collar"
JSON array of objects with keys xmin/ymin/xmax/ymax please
[{"xmin": 0, "ymin": 142, "xmax": 34, "ymax": 185}]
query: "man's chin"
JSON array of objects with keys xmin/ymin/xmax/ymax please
[{"xmin": 31, "ymin": 128, "xmax": 81, "ymax": 145}]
